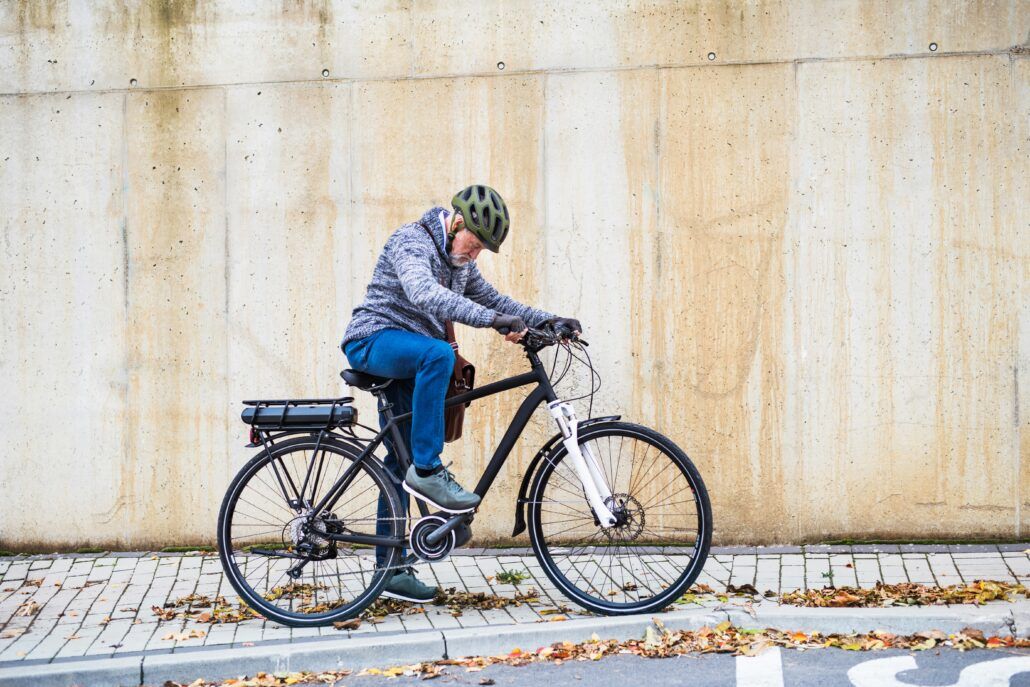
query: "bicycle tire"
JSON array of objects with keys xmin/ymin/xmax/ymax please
[
  {"xmin": 527, "ymin": 422, "xmax": 712, "ymax": 615},
  {"xmin": 217, "ymin": 435, "xmax": 402, "ymax": 627}
]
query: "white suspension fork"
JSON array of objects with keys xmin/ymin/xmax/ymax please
[{"xmin": 547, "ymin": 401, "xmax": 617, "ymax": 527}]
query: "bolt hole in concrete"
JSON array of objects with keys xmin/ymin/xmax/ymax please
[
  {"xmin": 129, "ymin": 78, "xmax": 138, "ymax": 86},
  {"xmin": 497, "ymin": 61, "xmax": 505, "ymax": 70},
  {"xmin": 707, "ymin": 52, "xmax": 716, "ymax": 61},
  {"xmin": 322, "ymin": 68, "xmax": 329, "ymax": 77},
  {"xmin": 929, "ymin": 42, "xmax": 938, "ymax": 51}
]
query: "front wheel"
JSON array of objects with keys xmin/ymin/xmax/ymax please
[{"xmin": 527, "ymin": 422, "xmax": 712, "ymax": 615}]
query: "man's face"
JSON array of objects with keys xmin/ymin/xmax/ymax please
[{"xmin": 449, "ymin": 215, "xmax": 485, "ymax": 266}]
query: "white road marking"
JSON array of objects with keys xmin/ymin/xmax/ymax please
[
  {"xmin": 735, "ymin": 647, "xmax": 784, "ymax": 687},
  {"xmin": 848, "ymin": 654, "xmax": 1030, "ymax": 687},
  {"xmin": 848, "ymin": 656, "xmax": 917, "ymax": 687},
  {"xmin": 954, "ymin": 655, "xmax": 1030, "ymax": 686}
]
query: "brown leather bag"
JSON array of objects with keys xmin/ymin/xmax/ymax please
[
  {"xmin": 443, "ymin": 320, "xmax": 475, "ymax": 443},
  {"xmin": 420, "ymin": 221, "xmax": 476, "ymax": 442}
]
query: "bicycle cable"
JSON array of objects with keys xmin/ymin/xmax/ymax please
[{"xmin": 561, "ymin": 340, "xmax": 603, "ymax": 418}]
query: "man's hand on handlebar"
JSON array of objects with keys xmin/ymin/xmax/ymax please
[
  {"xmin": 491, "ymin": 313, "xmax": 528, "ymax": 343},
  {"xmin": 545, "ymin": 316, "xmax": 582, "ymax": 339},
  {"xmin": 492, "ymin": 314, "xmax": 587, "ymax": 348}
]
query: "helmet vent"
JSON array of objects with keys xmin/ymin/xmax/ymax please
[
  {"xmin": 476, "ymin": 185, "xmax": 486, "ymax": 201},
  {"xmin": 462, "ymin": 187, "xmax": 473, "ymax": 201},
  {"xmin": 490, "ymin": 191, "xmax": 501, "ymax": 210}
]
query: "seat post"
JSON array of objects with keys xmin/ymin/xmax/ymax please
[{"xmin": 375, "ymin": 388, "xmax": 394, "ymax": 420}]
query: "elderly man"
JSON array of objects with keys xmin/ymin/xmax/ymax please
[{"xmin": 341, "ymin": 184, "xmax": 581, "ymax": 602}]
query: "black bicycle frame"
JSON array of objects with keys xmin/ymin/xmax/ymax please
[{"xmin": 312, "ymin": 350, "xmax": 559, "ymax": 550}]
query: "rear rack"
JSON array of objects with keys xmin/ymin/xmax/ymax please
[
  {"xmin": 242, "ymin": 397, "xmax": 358, "ymax": 436},
  {"xmin": 242, "ymin": 397, "xmax": 354, "ymax": 406}
]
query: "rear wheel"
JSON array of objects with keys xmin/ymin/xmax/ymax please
[
  {"xmin": 527, "ymin": 422, "xmax": 711, "ymax": 615},
  {"xmin": 217, "ymin": 435, "xmax": 402, "ymax": 627}
]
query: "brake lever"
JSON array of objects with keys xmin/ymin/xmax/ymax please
[{"xmin": 549, "ymin": 323, "xmax": 588, "ymax": 346}]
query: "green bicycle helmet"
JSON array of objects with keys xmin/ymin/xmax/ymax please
[{"xmin": 451, "ymin": 184, "xmax": 510, "ymax": 252}]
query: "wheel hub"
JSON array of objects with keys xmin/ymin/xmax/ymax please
[
  {"xmin": 604, "ymin": 493, "xmax": 645, "ymax": 541},
  {"xmin": 285, "ymin": 510, "xmax": 337, "ymax": 556}
]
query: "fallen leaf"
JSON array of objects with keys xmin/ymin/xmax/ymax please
[
  {"xmin": 14, "ymin": 601, "xmax": 40, "ymax": 617},
  {"xmin": 333, "ymin": 618, "xmax": 362, "ymax": 631},
  {"xmin": 152, "ymin": 606, "xmax": 176, "ymax": 621},
  {"xmin": 161, "ymin": 629, "xmax": 206, "ymax": 641}
]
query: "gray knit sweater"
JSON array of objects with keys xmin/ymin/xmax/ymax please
[{"xmin": 341, "ymin": 206, "xmax": 555, "ymax": 347}]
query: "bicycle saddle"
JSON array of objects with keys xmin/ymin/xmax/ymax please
[{"xmin": 341, "ymin": 369, "xmax": 394, "ymax": 391}]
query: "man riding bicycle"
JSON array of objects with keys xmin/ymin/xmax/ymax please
[{"xmin": 341, "ymin": 184, "xmax": 581, "ymax": 603}]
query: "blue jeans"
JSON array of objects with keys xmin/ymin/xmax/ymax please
[{"xmin": 343, "ymin": 328, "xmax": 454, "ymax": 567}]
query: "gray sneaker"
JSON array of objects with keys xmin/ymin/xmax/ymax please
[
  {"xmin": 381, "ymin": 567, "xmax": 437, "ymax": 603},
  {"xmin": 402, "ymin": 465, "xmax": 481, "ymax": 513}
]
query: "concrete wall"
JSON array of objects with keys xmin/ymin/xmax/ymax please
[{"xmin": 0, "ymin": 1, "xmax": 1027, "ymax": 548}]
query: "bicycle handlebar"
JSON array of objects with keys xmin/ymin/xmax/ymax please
[{"xmin": 496, "ymin": 322, "xmax": 588, "ymax": 350}]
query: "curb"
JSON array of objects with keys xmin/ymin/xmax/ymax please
[
  {"xmin": 0, "ymin": 655, "xmax": 142, "ymax": 687},
  {"xmin": 442, "ymin": 608, "xmax": 724, "ymax": 660},
  {"xmin": 1, "ymin": 604, "xmax": 1028, "ymax": 687},
  {"xmin": 724, "ymin": 604, "xmax": 1025, "ymax": 638},
  {"xmin": 143, "ymin": 631, "xmax": 445, "ymax": 686}
]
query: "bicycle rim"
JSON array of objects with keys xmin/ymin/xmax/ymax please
[
  {"xmin": 528, "ymin": 422, "xmax": 711, "ymax": 615},
  {"xmin": 217, "ymin": 436, "xmax": 402, "ymax": 626}
]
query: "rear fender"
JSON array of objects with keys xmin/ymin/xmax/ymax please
[{"xmin": 510, "ymin": 415, "xmax": 621, "ymax": 537}]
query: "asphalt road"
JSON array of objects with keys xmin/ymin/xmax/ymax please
[{"xmin": 332, "ymin": 648, "xmax": 1030, "ymax": 687}]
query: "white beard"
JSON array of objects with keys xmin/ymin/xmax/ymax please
[{"xmin": 449, "ymin": 255, "xmax": 471, "ymax": 267}]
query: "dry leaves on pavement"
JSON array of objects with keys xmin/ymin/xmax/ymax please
[
  {"xmin": 152, "ymin": 586, "xmax": 553, "ymax": 629},
  {"xmin": 777, "ymin": 580, "xmax": 1028, "ymax": 607},
  {"xmin": 161, "ymin": 628, "xmax": 207, "ymax": 642},
  {"xmin": 161, "ymin": 669, "xmax": 350, "ymax": 686},
  {"xmin": 14, "ymin": 601, "xmax": 40, "ymax": 617},
  {"xmin": 361, "ymin": 587, "xmax": 544, "ymax": 620},
  {"xmin": 152, "ymin": 594, "xmax": 260, "ymax": 624},
  {"xmin": 159, "ymin": 622, "xmax": 1030, "ymax": 687},
  {"xmin": 676, "ymin": 580, "xmax": 1029, "ymax": 608}
]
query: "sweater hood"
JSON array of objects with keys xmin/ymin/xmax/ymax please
[{"xmin": 418, "ymin": 206, "xmax": 449, "ymax": 256}]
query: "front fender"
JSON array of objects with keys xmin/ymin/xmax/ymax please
[{"xmin": 510, "ymin": 415, "xmax": 621, "ymax": 537}]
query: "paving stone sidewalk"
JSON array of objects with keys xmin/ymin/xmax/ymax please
[{"xmin": 0, "ymin": 544, "xmax": 1027, "ymax": 668}]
